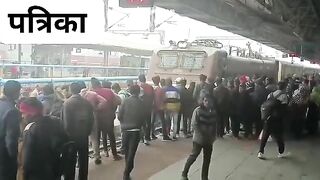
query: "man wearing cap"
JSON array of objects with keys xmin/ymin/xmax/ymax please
[{"xmin": 0, "ymin": 80, "xmax": 21, "ymax": 180}]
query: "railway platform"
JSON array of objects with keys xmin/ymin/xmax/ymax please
[{"xmin": 89, "ymin": 134, "xmax": 320, "ymax": 180}]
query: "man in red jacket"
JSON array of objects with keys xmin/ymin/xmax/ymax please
[{"xmin": 91, "ymin": 78, "xmax": 122, "ymax": 161}]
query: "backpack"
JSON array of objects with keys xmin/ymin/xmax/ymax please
[{"xmin": 261, "ymin": 92, "xmax": 283, "ymax": 121}]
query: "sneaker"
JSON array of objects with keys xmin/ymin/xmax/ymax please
[
  {"xmin": 94, "ymin": 158, "xmax": 102, "ymax": 165},
  {"xmin": 257, "ymin": 152, "xmax": 264, "ymax": 159},
  {"xmin": 172, "ymin": 136, "xmax": 177, "ymax": 141},
  {"xmin": 278, "ymin": 152, "xmax": 291, "ymax": 158},
  {"xmin": 162, "ymin": 136, "xmax": 172, "ymax": 141},
  {"xmin": 144, "ymin": 140, "xmax": 150, "ymax": 146},
  {"xmin": 113, "ymin": 155, "xmax": 123, "ymax": 161}
]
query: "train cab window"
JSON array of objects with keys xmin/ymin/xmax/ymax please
[
  {"xmin": 158, "ymin": 51, "xmax": 178, "ymax": 68},
  {"xmin": 181, "ymin": 52, "xmax": 206, "ymax": 70}
]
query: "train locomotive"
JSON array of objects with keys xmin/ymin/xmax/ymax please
[{"xmin": 147, "ymin": 39, "xmax": 320, "ymax": 82}]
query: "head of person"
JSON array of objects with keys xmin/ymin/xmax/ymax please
[
  {"xmin": 91, "ymin": 77, "xmax": 101, "ymax": 89},
  {"xmin": 19, "ymin": 97, "xmax": 43, "ymax": 123},
  {"xmin": 200, "ymin": 94, "xmax": 211, "ymax": 109},
  {"xmin": 199, "ymin": 74, "xmax": 207, "ymax": 82},
  {"xmin": 152, "ymin": 75, "xmax": 160, "ymax": 86},
  {"xmin": 3, "ymin": 80, "xmax": 21, "ymax": 101},
  {"xmin": 77, "ymin": 81, "xmax": 87, "ymax": 90},
  {"xmin": 277, "ymin": 81, "xmax": 286, "ymax": 91},
  {"xmin": 165, "ymin": 78, "xmax": 173, "ymax": 87},
  {"xmin": 129, "ymin": 84, "xmax": 140, "ymax": 96},
  {"xmin": 160, "ymin": 79, "xmax": 166, "ymax": 87},
  {"xmin": 127, "ymin": 79, "xmax": 134, "ymax": 88},
  {"xmin": 111, "ymin": 83, "xmax": 121, "ymax": 94},
  {"xmin": 42, "ymin": 84, "xmax": 54, "ymax": 96},
  {"xmin": 255, "ymin": 79, "xmax": 264, "ymax": 87},
  {"xmin": 102, "ymin": 80, "xmax": 112, "ymax": 89},
  {"xmin": 61, "ymin": 85, "xmax": 70, "ymax": 98},
  {"xmin": 138, "ymin": 74, "xmax": 146, "ymax": 83},
  {"xmin": 265, "ymin": 77, "xmax": 274, "ymax": 85},
  {"xmin": 70, "ymin": 82, "xmax": 82, "ymax": 95}
]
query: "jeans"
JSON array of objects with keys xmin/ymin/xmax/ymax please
[
  {"xmin": 259, "ymin": 121, "xmax": 285, "ymax": 154},
  {"xmin": 217, "ymin": 113, "xmax": 229, "ymax": 137},
  {"xmin": 122, "ymin": 131, "xmax": 140, "ymax": 179},
  {"xmin": 64, "ymin": 139, "xmax": 89, "ymax": 180},
  {"xmin": 165, "ymin": 111, "xmax": 178, "ymax": 138},
  {"xmin": 182, "ymin": 142, "xmax": 213, "ymax": 180},
  {"xmin": 177, "ymin": 110, "xmax": 191, "ymax": 135},
  {"xmin": 142, "ymin": 110, "xmax": 152, "ymax": 141},
  {"xmin": 154, "ymin": 110, "xmax": 169, "ymax": 137}
]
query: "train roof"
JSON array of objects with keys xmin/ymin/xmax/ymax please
[{"xmin": 0, "ymin": 64, "xmax": 149, "ymax": 70}]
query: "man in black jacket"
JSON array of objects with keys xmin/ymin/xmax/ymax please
[
  {"xmin": 62, "ymin": 82, "xmax": 94, "ymax": 180},
  {"xmin": 0, "ymin": 80, "xmax": 21, "ymax": 180},
  {"xmin": 118, "ymin": 85, "xmax": 144, "ymax": 180},
  {"xmin": 19, "ymin": 97, "xmax": 67, "ymax": 180}
]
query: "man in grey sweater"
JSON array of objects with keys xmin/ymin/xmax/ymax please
[
  {"xmin": 118, "ymin": 85, "xmax": 144, "ymax": 180},
  {"xmin": 181, "ymin": 94, "xmax": 217, "ymax": 180}
]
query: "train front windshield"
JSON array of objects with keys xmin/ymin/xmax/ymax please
[{"xmin": 158, "ymin": 50, "xmax": 206, "ymax": 70}]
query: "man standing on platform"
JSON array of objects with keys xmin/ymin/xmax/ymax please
[
  {"xmin": 0, "ymin": 80, "xmax": 21, "ymax": 180},
  {"xmin": 118, "ymin": 85, "xmax": 144, "ymax": 180},
  {"xmin": 138, "ymin": 74, "xmax": 155, "ymax": 145},
  {"xmin": 62, "ymin": 82, "xmax": 94, "ymax": 180}
]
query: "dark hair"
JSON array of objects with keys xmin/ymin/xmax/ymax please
[
  {"xmin": 70, "ymin": 82, "xmax": 82, "ymax": 94},
  {"xmin": 152, "ymin": 76, "xmax": 160, "ymax": 85},
  {"xmin": 278, "ymin": 81, "xmax": 286, "ymax": 90},
  {"xmin": 61, "ymin": 85, "xmax": 69, "ymax": 91},
  {"xmin": 129, "ymin": 85, "xmax": 140, "ymax": 96},
  {"xmin": 91, "ymin": 77, "xmax": 101, "ymax": 88},
  {"xmin": 138, "ymin": 74, "xmax": 146, "ymax": 83},
  {"xmin": 77, "ymin": 81, "xmax": 86, "ymax": 90},
  {"xmin": 21, "ymin": 97, "xmax": 43, "ymax": 111},
  {"xmin": 43, "ymin": 84, "xmax": 54, "ymax": 96},
  {"xmin": 111, "ymin": 83, "xmax": 121, "ymax": 92},
  {"xmin": 165, "ymin": 78, "xmax": 172, "ymax": 86},
  {"xmin": 127, "ymin": 80, "xmax": 134, "ymax": 87},
  {"xmin": 3, "ymin": 80, "xmax": 21, "ymax": 98},
  {"xmin": 160, "ymin": 79, "xmax": 166, "ymax": 87},
  {"xmin": 102, "ymin": 80, "xmax": 112, "ymax": 89},
  {"xmin": 200, "ymin": 74, "xmax": 207, "ymax": 82}
]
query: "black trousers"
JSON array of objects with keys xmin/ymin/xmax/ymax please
[
  {"xmin": 154, "ymin": 110, "xmax": 169, "ymax": 137},
  {"xmin": 64, "ymin": 139, "xmax": 89, "ymax": 180},
  {"xmin": 182, "ymin": 142, "xmax": 213, "ymax": 180},
  {"xmin": 123, "ymin": 131, "xmax": 140, "ymax": 179},
  {"xmin": 102, "ymin": 121, "xmax": 118, "ymax": 157},
  {"xmin": 0, "ymin": 157, "xmax": 17, "ymax": 180},
  {"xmin": 259, "ymin": 121, "xmax": 285, "ymax": 154},
  {"xmin": 142, "ymin": 111, "xmax": 152, "ymax": 141},
  {"xmin": 217, "ymin": 113, "xmax": 229, "ymax": 137},
  {"xmin": 230, "ymin": 114, "xmax": 240, "ymax": 137},
  {"xmin": 177, "ymin": 111, "xmax": 190, "ymax": 135}
]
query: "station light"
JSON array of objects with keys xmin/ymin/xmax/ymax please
[{"xmin": 119, "ymin": 0, "xmax": 154, "ymax": 8}]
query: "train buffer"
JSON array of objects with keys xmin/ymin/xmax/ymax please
[{"xmin": 88, "ymin": 135, "xmax": 320, "ymax": 180}]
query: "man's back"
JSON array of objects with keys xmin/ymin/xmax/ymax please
[
  {"xmin": 118, "ymin": 96, "xmax": 144, "ymax": 131},
  {"xmin": 63, "ymin": 95, "xmax": 93, "ymax": 141},
  {"xmin": 0, "ymin": 98, "xmax": 20, "ymax": 180},
  {"xmin": 23, "ymin": 116, "xmax": 67, "ymax": 179}
]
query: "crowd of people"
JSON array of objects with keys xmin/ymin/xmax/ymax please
[{"xmin": 0, "ymin": 72, "xmax": 319, "ymax": 180}]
